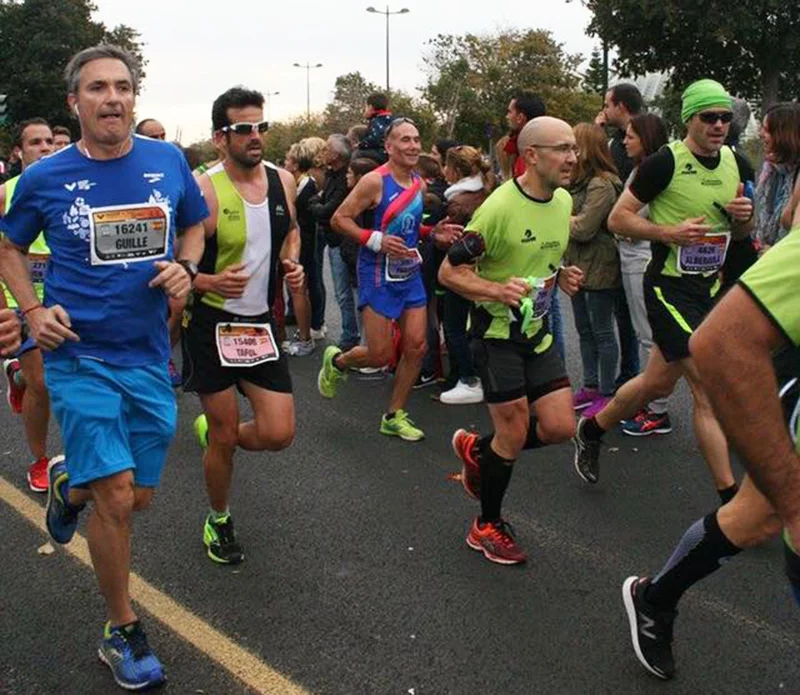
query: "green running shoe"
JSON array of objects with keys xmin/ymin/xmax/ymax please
[
  {"xmin": 193, "ymin": 414, "xmax": 209, "ymax": 451},
  {"xmin": 380, "ymin": 409, "xmax": 425, "ymax": 441},
  {"xmin": 203, "ymin": 513, "xmax": 244, "ymax": 565},
  {"xmin": 317, "ymin": 345, "xmax": 346, "ymax": 398}
]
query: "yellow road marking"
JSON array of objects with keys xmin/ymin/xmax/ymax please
[{"xmin": 0, "ymin": 475, "xmax": 311, "ymax": 695}]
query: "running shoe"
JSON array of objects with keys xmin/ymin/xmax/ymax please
[
  {"xmin": 622, "ymin": 576, "xmax": 677, "ymax": 680},
  {"xmin": 466, "ymin": 517, "xmax": 527, "ymax": 565},
  {"xmin": 621, "ymin": 409, "xmax": 673, "ymax": 437},
  {"xmin": 286, "ymin": 338, "xmax": 315, "ymax": 356},
  {"xmin": 310, "ymin": 324, "xmax": 328, "ymax": 341},
  {"xmin": 380, "ymin": 410, "xmax": 424, "ymax": 441},
  {"xmin": 27, "ymin": 456, "xmax": 49, "ymax": 493},
  {"xmin": 167, "ymin": 358, "xmax": 182, "ymax": 388},
  {"xmin": 45, "ymin": 455, "xmax": 84, "ymax": 544},
  {"xmin": 318, "ymin": 346, "xmax": 346, "ymax": 398},
  {"xmin": 572, "ymin": 386, "xmax": 598, "ymax": 411},
  {"xmin": 451, "ymin": 428, "xmax": 480, "ymax": 499},
  {"xmin": 440, "ymin": 379, "xmax": 484, "ymax": 405},
  {"xmin": 193, "ymin": 414, "xmax": 209, "ymax": 451},
  {"xmin": 413, "ymin": 371, "xmax": 437, "ymax": 390},
  {"xmin": 98, "ymin": 620, "xmax": 166, "ymax": 690},
  {"xmin": 572, "ymin": 417, "xmax": 600, "ymax": 484},
  {"xmin": 4, "ymin": 358, "xmax": 24, "ymax": 414},
  {"xmin": 203, "ymin": 513, "xmax": 244, "ymax": 565},
  {"xmin": 583, "ymin": 395, "xmax": 611, "ymax": 419}
]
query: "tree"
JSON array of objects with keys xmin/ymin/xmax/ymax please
[
  {"xmin": 422, "ymin": 29, "xmax": 601, "ymax": 146},
  {"xmin": 262, "ymin": 114, "xmax": 327, "ymax": 165},
  {"xmin": 584, "ymin": 0, "xmax": 800, "ymax": 112},
  {"xmin": 0, "ymin": 0, "xmax": 146, "ymax": 129},
  {"xmin": 583, "ymin": 46, "xmax": 606, "ymax": 95}
]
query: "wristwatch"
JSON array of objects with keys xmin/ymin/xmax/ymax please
[{"xmin": 178, "ymin": 259, "xmax": 199, "ymax": 283}]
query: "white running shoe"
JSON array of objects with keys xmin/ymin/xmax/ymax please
[
  {"xmin": 310, "ymin": 325, "xmax": 328, "ymax": 340},
  {"xmin": 440, "ymin": 379, "xmax": 484, "ymax": 405}
]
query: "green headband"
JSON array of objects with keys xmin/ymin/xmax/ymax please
[{"xmin": 681, "ymin": 79, "xmax": 732, "ymax": 123}]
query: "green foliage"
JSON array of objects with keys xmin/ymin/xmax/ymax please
[
  {"xmin": 585, "ymin": 0, "xmax": 800, "ymax": 111},
  {"xmin": 422, "ymin": 29, "xmax": 595, "ymax": 145},
  {"xmin": 650, "ymin": 86, "xmax": 684, "ymax": 139},
  {"xmin": 583, "ymin": 46, "xmax": 606, "ymax": 95},
  {"xmin": 0, "ymin": 0, "xmax": 146, "ymax": 129},
  {"xmin": 262, "ymin": 115, "xmax": 327, "ymax": 165}
]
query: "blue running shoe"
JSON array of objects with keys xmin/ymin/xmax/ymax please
[
  {"xmin": 98, "ymin": 621, "xmax": 166, "ymax": 691},
  {"xmin": 45, "ymin": 455, "xmax": 84, "ymax": 545}
]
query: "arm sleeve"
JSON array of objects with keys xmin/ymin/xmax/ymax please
[
  {"xmin": 738, "ymin": 232, "xmax": 800, "ymax": 346},
  {"xmin": 629, "ymin": 148, "xmax": 675, "ymax": 204},
  {"xmin": 464, "ymin": 199, "xmax": 497, "ymax": 258},
  {"xmin": 1, "ymin": 170, "xmax": 44, "ymax": 247},
  {"xmin": 176, "ymin": 154, "xmax": 210, "ymax": 229},
  {"xmin": 570, "ymin": 178, "xmax": 618, "ymax": 243}
]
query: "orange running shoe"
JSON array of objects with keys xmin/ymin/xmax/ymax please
[
  {"xmin": 466, "ymin": 517, "xmax": 527, "ymax": 565},
  {"xmin": 27, "ymin": 456, "xmax": 49, "ymax": 493},
  {"xmin": 451, "ymin": 428, "xmax": 480, "ymax": 500}
]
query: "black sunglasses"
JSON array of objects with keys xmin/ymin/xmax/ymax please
[
  {"xmin": 697, "ymin": 111, "xmax": 733, "ymax": 125},
  {"xmin": 221, "ymin": 120, "xmax": 270, "ymax": 136}
]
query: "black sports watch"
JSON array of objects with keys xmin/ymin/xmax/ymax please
[{"xmin": 178, "ymin": 259, "xmax": 198, "ymax": 283}]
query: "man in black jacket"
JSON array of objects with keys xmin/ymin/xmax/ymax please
[
  {"xmin": 311, "ymin": 134, "xmax": 359, "ymax": 349},
  {"xmin": 602, "ymin": 83, "xmax": 644, "ymax": 183}
]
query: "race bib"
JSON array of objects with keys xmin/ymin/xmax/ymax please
[
  {"xmin": 28, "ymin": 253, "xmax": 49, "ymax": 284},
  {"xmin": 529, "ymin": 271, "xmax": 558, "ymax": 320},
  {"xmin": 677, "ymin": 232, "xmax": 731, "ymax": 274},
  {"xmin": 385, "ymin": 248, "xmax": 422, "ymax": 283},
  {"xmin": 89, "ymin": 203, "xmax": 169, "ymax": 266},
  {"xmin": 215, "ymin": 322, "xmax": 279, "ymax": 367}
]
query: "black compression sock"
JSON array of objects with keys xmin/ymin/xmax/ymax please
[
  {"xmin": 717, "ymin": 483, "xmax": 739, "ymax": 505},
  {"xmin": 582, "ymin": 416, "xmax": 606, "ymax": 441},
  {"xmin": 478, "ymin": 439, "xmax": 515, "ymax": 523},
  {"xmin": 523, "ymin": 416, "xmax": 544, "ymax": 450},
  {"xmin": 645, "ymin": 511, "xmax": 742, "ymax": 610}
]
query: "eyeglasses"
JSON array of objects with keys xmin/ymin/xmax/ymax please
[
  {"xmin": 386, "ymin": 117, "xmax": 416, "ymax": 135},
  {"xmin": 530, "ymin": 143, "xmax": 581, "ymax": 156},
  {"xmin": 697, "ymin": 111, "xmax": 733, "ymax": 125},
  {"xmin": 221, "ymin": 120, "xmax": 270, "ymax": 136}
]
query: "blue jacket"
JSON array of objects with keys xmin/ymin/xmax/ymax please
[{"xmin": 358, "ymin": 111, "xmax": 393, "ymax": 152}]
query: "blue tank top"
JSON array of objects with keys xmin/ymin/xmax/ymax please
[{"xmin": 358, "ymin": 164, "xmax": 423, "ymax": 287}]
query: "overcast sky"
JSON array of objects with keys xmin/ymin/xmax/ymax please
[{"xmin": 94, "ymin": 0, "xmax": 597, "ymax": 144}]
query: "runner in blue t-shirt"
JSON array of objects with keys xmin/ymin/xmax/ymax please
[{"xmin": 0, "ymin": 45, "xmax": 208, "ymax": 691}]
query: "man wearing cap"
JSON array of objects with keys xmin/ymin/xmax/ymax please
[{"xmin": 571, "ymin": 79, "xmax": 755, "ymax": 496}]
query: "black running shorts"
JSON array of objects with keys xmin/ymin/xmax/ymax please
[
  {"xmin": 643, "ymin": 277, "xmax": 715, "ymax": 363},
  {"xmin": 471, "ymin": 338, "xmax": 570, "ymax": 405},
  {"xmin": 182, "ymin": 300, "xmax": 293, "ymax": 395}
]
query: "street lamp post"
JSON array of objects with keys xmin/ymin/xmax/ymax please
[
  {"xmin": 264, "ymin": 90, "xmax": 280, "ymax": 121},
  {"xmin": 366, "ymin": 6, "xmax": 410, "ymax": 93},
  {"xmin": 292, "ymin": 62, "xmax": 323, "ymax": 120}
]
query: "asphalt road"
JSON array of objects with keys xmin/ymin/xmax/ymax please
[{"xmin": 1, "ymin": 291, "xmax": 798, "ymax": 695}]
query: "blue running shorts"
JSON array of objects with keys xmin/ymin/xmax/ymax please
[
  {"xmin": 357, "ymin": 271, "xmax": 427, "ymax": 321},
  {"xmin": 45, "ymin": 357, "xmax": 177, "ymax": 487}
]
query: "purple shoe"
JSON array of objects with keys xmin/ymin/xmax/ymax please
[
  {"xmin": 573, "ymin": 387, "xmax": 599, "ymax": 411},
  {"xmin": 583, "ymin": 396, "xmax": 611, "ymax": 419}
]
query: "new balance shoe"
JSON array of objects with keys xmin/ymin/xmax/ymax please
[
  {"xmin": 98, "ymin": 620, "xmax": 166, "ymax": 691},
  {"xmin": 380, "ymin": 410, "xmax": 424, "ymax": 441},
  {"xmin": 45, "ymin": 455, "xmax": 84, "ymax": 544},
  {"xmin": 27, "ymin": 456, "xmax": 49, "ymax": 493},
  {"xmin": 318, "ymin": 346, "xmax": 346, "ymax": 398},
  {"xmin": 622, "ymin": 409, "xmax": 673, "ymax": 437},
  {"xmin": 440, "ymin": 379, "xmax": 484, "ymax": 405},
  {"xmin": 573, "ymin": 386, "xmax": 598, "ymax": 411},
  {"xmin": 451, "ymin": 428, "xmax": 480, "ymax": 499},
  {"xmin": 466, "ymin": 517, "xmax": 527, "ymax": 565},
  {"xmin": 193, "ymin": 414, "xmax": 209, "ymax": 451},
  {"xmin": 203, "ymin": 513, "xmax": 244, "ymax": 565},
  {"xmin": 622, "ymin": 576, "xmax": 677, "ymax": 680},
  {"xmin": 572, "ymin": 417, "xmax": 601, "ymax": 484},
  {"xmin": 4, "ymin": 358, "xmax": 24, "ymax": 414},
  {"xmin": 286, "ymin": 338, "xmax": 315, "ymax": 356},
  {"xmin": 167, "ymin": 358, "xmax": 182, "ymax": 388}
]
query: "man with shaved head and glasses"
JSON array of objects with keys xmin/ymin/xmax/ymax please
[
  {"xmin": 439, "ymin": 116, "xmax": 584, "ymax": 565},
  {"xmin": 572, "ymin": 80, "xmax": 755, "ymax": 497},
  {"xmin": 320, "ymin": 117, "xmax": 462, "ymax": 441}
]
